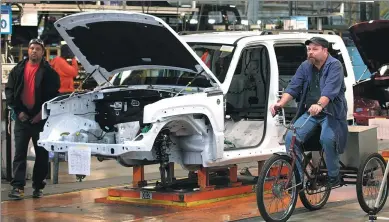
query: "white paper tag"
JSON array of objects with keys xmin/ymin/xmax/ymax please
[
  {"xmin": 140, "ymin": 190, "xmax": 152, "ymax": 199},
  {"xmin": 68, "ymin": 146, "xmax": 91, "ymax": 176}
]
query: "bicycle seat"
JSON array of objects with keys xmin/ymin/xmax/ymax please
[{"xmin": 302, "ymin": 126, "xmax": 322, "ymax": 152}]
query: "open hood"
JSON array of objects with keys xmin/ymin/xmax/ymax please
[
  {"xmin": 54, "ymin": 11, "xmax": 221, "ymax": 87},
  {"xmin": 349, "ymin": 20, "xmax": 389, "ymax": 73}
]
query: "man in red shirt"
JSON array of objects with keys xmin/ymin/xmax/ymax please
[{"xmin": 5, "ymin": 38, "xmax": 60, "ymax": 200}]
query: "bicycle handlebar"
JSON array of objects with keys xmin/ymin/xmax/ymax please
[{"xmin": 274, "ymin": 107, "xmax": 332, "ymax": 131}]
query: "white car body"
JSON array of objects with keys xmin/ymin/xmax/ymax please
[{"xmin": 37, "ymin": 11, "xmax": 355, "ymax": 170}]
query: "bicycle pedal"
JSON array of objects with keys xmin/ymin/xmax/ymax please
[{"xmin": 328, "ymin": 184, "xmax": 343, "ymax": 190}]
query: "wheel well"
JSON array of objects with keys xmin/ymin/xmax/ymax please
[
  {"xmin": 161, "ymin": 114, "xmax": 213, "ymax": 137},
  {"xmin": 151, "ymin": 114, "xmax": 215, "ymax": 166}
]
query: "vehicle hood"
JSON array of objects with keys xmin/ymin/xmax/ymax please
[
  {"xmin": 349, "ymin": 20, "xmax": 389, "ymax": 73},
  {"xmin": 54, "ymin": 11, "xmax": 221, "ymax": 87}
]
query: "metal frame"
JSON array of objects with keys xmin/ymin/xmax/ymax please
[
  {"xmin": 178, "ymin": 29, "xmax": 337, "ymax": 36},
  {"xmin": 8, "ymin": 3, "xmax": 198, "ymax": 15},
  {"xmin": 95, "ymin": 162, "xmax": 263, "ymax": 208}
]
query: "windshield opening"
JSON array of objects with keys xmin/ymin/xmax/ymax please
[{"xmin": 110, "ymin": 43, "xmax": 234, "ymax": 87}]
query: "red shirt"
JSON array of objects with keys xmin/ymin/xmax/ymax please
[
  {"xmin": 50, "ymin": 57, "xmax": 79, "ymax": 93},
  {"xmin": 21, "ymin": 62, "xmax": 40, "ymax": 110}
]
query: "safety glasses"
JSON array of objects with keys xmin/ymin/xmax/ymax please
[{"xmin": 29, "ymin": 38, "xmax": 45, "ymax": 48}]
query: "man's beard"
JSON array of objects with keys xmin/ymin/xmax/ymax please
[
  {"xmin": 29, "ymin": 56, "xmax": 41, "ymax": 64},
  {"xmin": 308, "ymin": 57, "xmax": 319, "ymax": 65}
]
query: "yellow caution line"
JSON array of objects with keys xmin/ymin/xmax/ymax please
[{"xmin": 107, "ymin": 192, "xmax": 256, "ymax": 207}]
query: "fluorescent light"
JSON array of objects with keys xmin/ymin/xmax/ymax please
[{"xmin": 208, "ymin": 19, "xmax": 216, "ymax": 24}]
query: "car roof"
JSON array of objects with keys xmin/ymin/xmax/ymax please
[
  {"xmin": 180, "ymin": 31, "xmax": 342, "ymax": 45},
  {"xmin": 180, "ymin": 31, "xmax": 263, "ymax": 45}
]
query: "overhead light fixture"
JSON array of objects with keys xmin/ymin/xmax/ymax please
[
  {"xmin": 190, "ymin": 19, "xmax": 198, "ymax": 24},
  {"xmin": 208, "ymin": 19, "xmax": 216, "ymax": 24},
  {"xmin": 380, "ymin": 65, "xmax": 388, "ymax": 76},
  {"xmin": 241, "ymin": 20, "xmax": 249, "ymax": 26}
]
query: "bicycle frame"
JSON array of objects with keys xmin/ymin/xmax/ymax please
[{"xmin": 281, "ymin": 114, "xmax": 327, "ymax": 191}]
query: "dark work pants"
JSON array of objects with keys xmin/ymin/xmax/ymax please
[{"xmin": 10, "ymin": 118, "xmax": 48, "ymax": 190}]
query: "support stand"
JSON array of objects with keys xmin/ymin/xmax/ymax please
[
  {"xmin": 197, "ymin": 167, "xmax": 215, "ymax": 191},
  {"xmin": 132, "ymin": 165, "xmax": 147, "ymax": 188},
  {"xmin": 95, "ymin": 162, "xmax": 265, "ymax": 207}
]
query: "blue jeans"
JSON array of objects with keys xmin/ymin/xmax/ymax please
[{"xmin": 285, "ymin": 112, "xmax": 340, "ymax": 180}]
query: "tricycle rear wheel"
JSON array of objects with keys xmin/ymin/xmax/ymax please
[
  {"xmin": 299, "ymin": 152, "xmax": 331, "ymax": 210},
  {"xmin": 356, "ymin": 153, "xmax": 388, "ymax": 214}
]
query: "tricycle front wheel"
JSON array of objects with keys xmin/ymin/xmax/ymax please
[{"xmin": 256, "ymin": 154, "xmax": 300, "ymax": 222}]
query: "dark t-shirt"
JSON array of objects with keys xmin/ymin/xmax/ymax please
[{"xmin": 305, "ymin": 66, "xmax": 322, "ymax": 107}]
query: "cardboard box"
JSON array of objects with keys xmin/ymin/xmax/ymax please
[{"xmin": 369, "ymin": 118, "xmax": 389, "ymax": 140}]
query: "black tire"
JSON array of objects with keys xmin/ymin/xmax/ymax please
[
  {"xmin": 256, "ymin": 154, "xmax": 299, "ymax": 222},
  {"xmin": 299, "ymin": 153, "xmax": 331, "ymax": 210},
  {"xmin": 356, "ymin": 153, "xmax": 388, "ymax": 214}
]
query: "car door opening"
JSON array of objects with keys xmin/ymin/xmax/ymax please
[{"xmin": 224, "ymin": 45, "xmax": 270, "ymax": 150}]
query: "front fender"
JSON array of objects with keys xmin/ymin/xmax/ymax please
[
  {"xmin": 143, "ymin": 91, "xmax": 225, "ymax": 161},
  {"xmin": 143, "ymin": 92, "xmax": 224, "ymax": 132}
]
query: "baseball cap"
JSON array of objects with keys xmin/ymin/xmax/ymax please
[
  {"xmin": 28, "ymin": 38, "xmax": 45, "ymax": 49},
  {"xmin": 305, "ymin": 37, "xmax": 329, "ymax": 48}
]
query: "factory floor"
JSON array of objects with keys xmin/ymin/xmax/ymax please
[
  {"xmin": 3, "ymin": 183, "xmax": 387, "ymax": 222},
  {"xmin": 2, "ymin": 140, "xmax": 389, "ymax": 221}
]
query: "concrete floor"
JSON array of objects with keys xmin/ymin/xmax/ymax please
[
  {"xmin": 1, "ymin": 157, "xmax": 388, "ymax": 221},
  {"xmin": 240, "ymin": 199, "xmax": 389, "ymax": 222},
  {"xmin": 1, "ymin": 156, "xmax": 259, "ymax": 201},
  {"xmin": 1, "ymin": 139, "xmax": 389, "ymax": 221},
  {"xmin": 2, "ymin": 178, "xmax": 387, "ymax": 222},
  {"xmin": 1, "ymin": 157, "xmax": 188, "ymax": 200}
]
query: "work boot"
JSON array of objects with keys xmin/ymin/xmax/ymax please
[
  {"xmin": 32, "ymin": 189, "xmax": 43, "ymax": 198},
  {"xmin": 328, "ymin": 175, "xmax": 341, "ymax": 188},
  {"xmin": 8, "ymin": 188, "xmax": 24, "ymax": 200}
]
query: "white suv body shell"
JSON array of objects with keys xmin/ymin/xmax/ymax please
[{"xmin": 37, "ymin": 11, "xmax": 355, "ymax": 169}]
